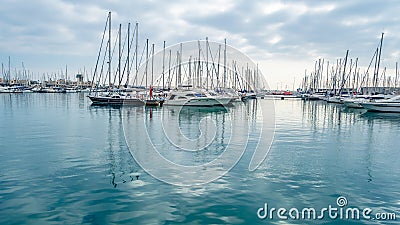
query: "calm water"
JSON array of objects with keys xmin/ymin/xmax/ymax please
[{"xmin": 0, "ymin": 93, "xmax": 399, "ymax": 224}]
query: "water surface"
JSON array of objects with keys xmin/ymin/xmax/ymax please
[{"xmin": 0, "ymin": 93, "xmax": 399, "ymax": 224}]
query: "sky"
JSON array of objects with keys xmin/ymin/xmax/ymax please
[{"xmin": 1, "ymin": 0, "xmax": 400, "ymax": 89}]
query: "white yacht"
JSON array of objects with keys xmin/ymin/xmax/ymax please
[
  {"xmin": 0, "ymin": 86, "xmax": 23, "ymax": 93},
  {"xmin": 164, "ymin": 89, "xmax": 232, "ymax": 106},
  {"xmin": 360, "ymin": 95, "xmax": 400, "ymax": 113},
  {"xmin": 342, "ymin": 97, "xmax": 368, "ymax": 108}
]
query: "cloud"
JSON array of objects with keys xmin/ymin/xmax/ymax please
[{"xmin": 1, "ymin": 0, "xmax": 400, "ymax": 86}]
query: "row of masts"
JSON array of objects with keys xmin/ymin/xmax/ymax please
[
  {"xmin": 1, "ymin": 56, "xmax": 89, "ymax": 86},
  {"xmin": 90, "ymin": 12, "xmax": 264, "ymax": 93},
  {"xmin": 301, "ymin": 33, "xmax": 399, "ymax": 94}
]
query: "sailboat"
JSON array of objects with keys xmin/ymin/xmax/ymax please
[
  {"xmin": 88, "ymin": 12, "xmax": 144, "ymax": 106},
  {"xmin": 144, "ymin": 85, "xmax": 164, "ymax": 106}
]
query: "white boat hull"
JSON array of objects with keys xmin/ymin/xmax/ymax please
[
  {"xmin": 164, "ymin": 97, "xmax": 231, "ymax": 106},
  {"xmin": 326, "ymin": 96, "xmax": 344, "ymax": 104},
  {"xmin": 343, "ymin": 101, "xmax": 363, "ymax": 109},
  {"xmin": 361, "ymin": 103, "xmax": 400, "ymax": 113}
]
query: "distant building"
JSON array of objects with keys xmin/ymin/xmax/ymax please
[
  {"xmin": 360, "ymin": 86, "xmax": 399, "ymax": 95},
  {"xmin": 76, "ymin": 74, "xmax": 83, "ymax": 83}
]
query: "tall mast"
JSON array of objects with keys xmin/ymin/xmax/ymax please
[
  {"xmin": 246, "ymin": 63, "xmax": 249, "ymax": 91},
  {"xmin": 118, "ymin": 23, "xmax": 121, "ymax": 87},
  {"xmin": 126, "ymin": 23, "xmax": 130, "ymax": 87},
  {"xmin": 197, "ymin": 40, "xmax": 201, "ymax": 88},
  {"xmin": 179, "ymin": 43, "xmax": 182, "ymax": 87},
  {"xmin": 151, "ymin": 43, "xmax": 154, "ymax": 86},
  {"xmin": 145, "ymin": 39, "xmax": 148, "ymax": 88},
  {"xmin": 8, "ymin": 56, "xmax": 11, "ymax": 85},
  {"xmin": 188, "ymin": 56, "xmax": 192, "ymax": 87},
  {"xmin": 175, "ymin": 51, "xmax": 179, "ymax": 88},
  {"xmin": 65, "ymin": 64, "xmax": 67, "ymax": 85},
  {"xmin": 168, "ymin": 49, "xmax": 172, "ymax": 89},
  {"xmin": 376, "ymin": 32, "xmax": 384, "ymax": 87},
  {"xmin": 135, "ymin": 22, "xmax": 138, "ymax": 87},
  {"xmin": 256, "ymin": 63, "xmax": 259, "ymax": 90},
  {"xmin": 108, "ymin": 11, "xmax": 111, "ymax": 90},
  {"xmin": 340, "ymin": 50, "xmax": 349, "ymax": 95},
  {"xmin": 162, "ymin": 41, "xmax": 165, "ymax": 90},
  {"xmin": 206, "ymin": 37, "xmax": 209, "ymax": 89},
  {"xmin": 217, "ymin": 44, "xmax": 221, "ymax": 88},
  {"xmin": 1, "ymin": 63, "xmax": 4, "ymax": 84},
  {"xmin": 373, "ymin": 47, "xmax": 379, "ymax": 87},
  {"xmin": 224, "ymin": 38, "xmax": 226, "ymax": 88},
  {"xmin": 395, "ymin": 62, "xmax": 398, "ymax": 88},
  {"xmin": 353, "ymin": 58, "xmax": 358, "ymax": 91}
]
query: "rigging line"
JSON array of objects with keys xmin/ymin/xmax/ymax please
[
  {"xmin": 100, "ymin": 43, "xmax": 110, "ymax": 88},
  {"xmin": 90, "ymin": 13, "xmax": 109, "ymax": 94},
  {"xmin": 117, "ymin": 26, "xmax": 131, "ymax": 86},
  {"xmin": 137, "ymin": 43, "xmax": 148, "ymax": 87}
]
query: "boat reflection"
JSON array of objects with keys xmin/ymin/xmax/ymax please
[{"xmin": 89, "ymin": 104, "xmax": 143, "ymax": 188}]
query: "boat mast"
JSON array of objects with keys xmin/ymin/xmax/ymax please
[
  {"xmin": 65, "ymin": 64, "xmax": 67, "ymax": 85},
  {"xmin": 162, "ymin": 41, "xmax": 165, "ymax": 90},
  {"xmin": 217, "ymin": 44, "xmax": 221, "ymax": 88},
  {"xmin": 339, "ymin": 50, "xmax": 349, "ymax": 95},
  {"xmin": 197, "ymin": 40, "xmax": 201, "ymax": 88},
  {"xmin": 8, "ymin": 56, "xmax": 11, "ymax": 86},
  {"xmin": 118, "ymin": 23, "xmax": 121, "ymax": 87},
  {"xmin": 1, "ymin": 63, "xmax": 4, "ymax": 84},
  {"xmin": 224, "ymin": 38, "xmax": 226, "ymax": 89},
  {"xmin": 108, "ymin": 11, "xmax": 112, "ymax": 91},
  {"xmin": 179, "ymin": 43, "xmax": 182, "ymax": 87},
  {"xmin": 168, "ymin": 49, "xmax": 171, "ymax": 89},
  {"xmin": 206, "ymin": 37, "xmax": 209, "ymax": 90},
  {"xmin": 135, "ymin": 22, "xmax": 138, "ymax": 87},
  {"xmin": 145, "ymin": 39, "xmax": 148, "ymax": 89},
  {"xmin": 188, "ymin": 56, "xmax": 192, "ymax": 87},
  {"xmin": 352, "ymin": 58, "xmax": 358, "ymax": 92},
  {"xmin": 175, "ymin": 50, "xmax": 179, "ymax": 88},
  {"xmin": 375, "ymin": 32, "xmax": 384, "ymax": 88},
  {"xmin": 151, "ymin": 43, "xmax": 154, "ymax": 86},
  {"xmin": 395, "ymin": 62, "xmax": 398, "ymax": 88},
  {"xmin": 126, "ymin": 23, "xmax": 130, "ymax": 87}
]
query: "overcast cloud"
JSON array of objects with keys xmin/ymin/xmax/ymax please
[{"xmin": 1, "ymin": 0, "xmax": 399, "ymax": 87}]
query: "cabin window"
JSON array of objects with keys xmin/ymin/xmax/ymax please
[
  {"xmin": 194, "ymin": 93, "xmax": 206, "ymax": 97},
  {"xmin": 169, "ymin": 95, "xmax": 176, "ymax": 100}
]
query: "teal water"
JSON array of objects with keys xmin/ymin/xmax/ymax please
[{"xmin": 0, "ymin": 93, "xmax": 399, "ymax": 224}]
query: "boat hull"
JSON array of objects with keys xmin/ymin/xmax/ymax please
[
  {"xmin": 343, "ymin": 101, "xmax": 363, "ymax": 109},
  {"xmin": 326, "ymin": 97, "xmax": 343, "ymax": 104},
  {"xmin": 164, "ymin": 97, "xmax": 231, "ymax": 106},
  {"xmin": 88, "ymin": 96, "xmax": 145, "ymax": 106},
  {"xmin": 360, "ymin": 103, "xmax": 400, "ymax": 113},
  {"xmin": 145, "ymin": 99, "xmax": 164, "ymax": 107}
]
